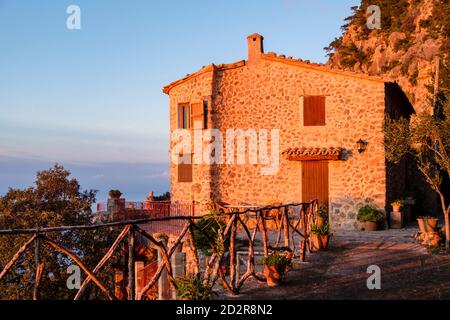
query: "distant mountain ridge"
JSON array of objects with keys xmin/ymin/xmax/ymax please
[{"xmin": 325, "ymin": 0, "xmax": 449, "ymax": 113}]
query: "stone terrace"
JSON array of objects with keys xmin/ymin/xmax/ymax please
[{"xmin": 217, "ymin": 225, "xmax": 450, "ymax": 300}]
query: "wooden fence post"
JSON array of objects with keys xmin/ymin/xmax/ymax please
[
  {"xmin": 33, "ymin": 234, "xmax": 40, "ymax": 300},
  {"xmin": 134, "ymin": 261, "xmax": 144, "ymax": 299},
  {"xmin": 171, "ymin": 252, "xmax": 186, "ymax": 299},
  {"xmin": 128, "ymin": 225, "xmax": 135, "ymax": 300}
]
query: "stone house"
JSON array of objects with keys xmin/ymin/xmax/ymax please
[{"xmin": 163, "ymin": 34, "xmax": 415, "ymax": 230}]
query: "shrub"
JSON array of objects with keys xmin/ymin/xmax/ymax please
[
  {"xmin": 317, "ymin": 207, "xmax": 328, "ymax": 219},
  {"xmin": 261, "ymin": 252, "xmax": 292, "ymax": 275},
  {"xmin": 357, "ymin": 205, "xmax": 384, "ymax": 223},
  {"xmin": 193, "ymin": 215, "xmax": 228, "ymax": 256},
  {"xmin": 175, "ymin": 274, "xmax": 214, "ymax": 300},
  {"xmin": 108, "ymin": 189, "xmax": 122, "ymax": 198},
  {"xmin": 311, "ymin": 224, "xmax": 330, "ymax": 235}
]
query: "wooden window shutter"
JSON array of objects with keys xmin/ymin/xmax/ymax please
[
  {"xmin": 178, "ymin": 104, "xmax": 190, "ymax": 129},
  {"xmin": 190, "ymin": 103, "xmax": 204, "ymax": 129},
  {"xmin": 203, "ymin": 100, "xmax": 208, "ymax": 129},
  {"xmin": 178, "ymin": 154, "xmax": 192, "ymax": 182},
  {"xmin": 303, "ymin": 96, "xmax": 326, "ymax": 126}
]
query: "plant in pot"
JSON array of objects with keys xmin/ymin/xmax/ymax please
[
  {"xmin": 311, "ymin": 224, "xmax": 332, "ymax": 250},
  {"xmin": 417, "ymin": 216, "xmax": 426, "ymax": 234},
  {"xmin": 357, "ymin": 205, "xmax": 384, "ymax": 231},
  {"xmin": 316, "ymin": 207, "xmax": 328, "ymax": 227},
  {"xmin": 109, "ymin": 189, "xmax": 122, "ymax": 199},
  {"xmin": 175, "ymin": 274, "xmax": 215, "ymax": 300},
  {"xmin": 391, "ymin": 200, "xmax": 403, "ymax": 213},
  {"xmin": 390, "ymin": 200, "xmax": 404, "ymax": 229},
  {"xmin": 424, "ymin": 216, "xmax": 438, "ymax": 232},
  {"xmin": 261, "ymin": 252, "xmax": 292, "ymax": 287},
  {"xmin": 417, "ymin": 216, "xmax": 438, "ymax": 233}
]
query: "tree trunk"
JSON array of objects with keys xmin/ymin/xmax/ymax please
[{"xmin": 444, "ymin": 210, "xmax": 449, "ymax": 252}]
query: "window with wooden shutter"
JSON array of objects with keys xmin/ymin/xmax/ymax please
[
  {"xmin": 178, "ymin": 104, "xmax": 190, "ymax": 129},
  {"xmin": 190, "ymin": 102, "xmax": 204, "ymax": 129},
  {"xmin": 303, "ymin": 96, "xmax": 326, "ymax": 126},
  {"xmin": 178, "ymin": 154, "xmax": 192, "ymax": 182},
  {"xmin": 203, "ymin": 100, "xmax": 208, "ymax": 129}
]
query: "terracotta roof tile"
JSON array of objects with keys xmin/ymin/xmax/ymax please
[{"xmin": 282, "ymin": 147, "xmax": 343, "ymax": 161}]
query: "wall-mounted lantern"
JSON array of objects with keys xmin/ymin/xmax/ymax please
[{"xmin": 357, "ymin": 139, "xmax": 368, "ymax": 153}]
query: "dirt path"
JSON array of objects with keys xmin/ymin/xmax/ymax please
[{"xmin": 218, "ymin": 226, "xmax": 450, "ymax": 300}]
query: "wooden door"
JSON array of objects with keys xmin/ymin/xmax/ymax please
[{"xmin": 302, "ymin": 161, "xmax": 329, "ymax": 209}]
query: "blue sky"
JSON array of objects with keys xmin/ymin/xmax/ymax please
[{"xmin": 0, "ymin": 0, "xmax": 358, "ymax": 202}]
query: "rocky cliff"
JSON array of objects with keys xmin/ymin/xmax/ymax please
[{"xmin": 326, "ymin": 0, "xmax": 449, "ymax": 113}]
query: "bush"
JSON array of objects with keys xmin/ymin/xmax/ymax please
[
  {"xmin": 261, "ymin": 252, "xmax": 292, "ymax": 275},
  {"xmin": 357, "ymin": 205, "xmax": 384, "ymax": 222},
  {"xmin": 317, "ymin": 207, "xmax": 328, "ymax": 219},
  {"xmin": 109, "ymin": 189, "xmax": 122, "ymax": 198},
  {"xmin": 311, "ymin": 224, "xmax": 330, "ymax": 235},
  {"xmin": 193, "ymin": 215, "xmax": 228, "ymax": 256},
  {"xmin": 175, "ymin": 274, "xmax": 214, "ymax": 300}
]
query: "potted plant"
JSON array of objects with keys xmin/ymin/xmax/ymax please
[
  {"xmin": 424, "ymin": 216, "xmax": 438, "ymax": 232},
  {"xmin": 261, "ymin": 252, "xmax": 292, "ymax": 287},
  {"xmin": 311, "ymin": 224, "xmax": 332, "ymax": 251},
  {"xmin": 417, "ymin": 216, "xmax": 438, "ymax": 233},
  {"xmin": 390, "ymin": 200, "xmax": 404, "ymax": 229},
  {"xmin": 391, "ymin": 200, "xmax": 403, "ymax": 213},
  {"xmin": 109, "ymin": 189, "xmax": 122, "ymax": 199},
  {"xmin": 357, "ymin": 205, "xmax": 384, "ymax": 231},
  {"xmin": 175, "ymin": 274, "xmax": 214, "ymax": 300},
  {"xmin": 316, "ymin": 208, "xmax": 328, "ymax": 227},
  {"xmin": 417, "ymin": 216, "xmax": 427, "ymax": 234}
]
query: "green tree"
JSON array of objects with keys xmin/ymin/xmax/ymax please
[
  {"xmin": 0, "ymin": 164, "xmax": 120, "ymax": 299},
  {"xmin": 385, "ymin": 101, "xmax": 450, "ymax": 251}
]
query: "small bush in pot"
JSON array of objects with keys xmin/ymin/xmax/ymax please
[
  {"xmin": 311, "ymin": 224, "xmax": 331, "ymax": 250},
  {"xmin": 316, "ymin": 207, "xmax": 328, "ymax": 227},
  {"xmin": 109, "ymin": 189, "xmax": 122, "ymax": 199},
  {"xmin": 193, "ymin": 214, "xmax": 228, "ymax": 256},
  {"xmin": 357, "ymin": 205, "xmax": 384, "ymax": 231},
  {"xmin": 261, "ymin": 252, "xmax": 292, "ymax": 287},
  {"xmin": 391, "ymin": 200, "xmax": 403, "ymax": 212},
  {"xmin": 175, "ymin": 274, "xmax": 214, "ymax": 300}
]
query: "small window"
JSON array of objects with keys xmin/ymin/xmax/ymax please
[
  {"xmin": 303, "ymin": 96, "xmax": 326, "ymax": 126},
  {"xmin": 178, "ymin": 154, "xmax": 192, "ymax": 182},
  {"xmin": 178, "ymin": 104, "xmax": 190, "ymax": 129},
  {"xmin": 203, "ymin": 100, "xmax": 208, "ymax": 129}
]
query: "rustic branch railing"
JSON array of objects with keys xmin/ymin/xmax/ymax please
[{"xmin": 0, "ymin": 201, "xmax": 318, "ymax": 300}]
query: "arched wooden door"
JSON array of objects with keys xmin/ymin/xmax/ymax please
[{"xmin": 301, "ymin": 161, "xmax": 329, "ymax": 210}]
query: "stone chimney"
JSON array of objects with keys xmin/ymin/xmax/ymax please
[{"xmin": 247, "ymin": 33, "xmax": 264, "ymax": 67}]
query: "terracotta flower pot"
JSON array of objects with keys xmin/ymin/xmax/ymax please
[
  {"xmin": 311, "ymin": 233, "xmax": 322, "ymax": 251},
  {"xmin": 316, "ymin": 216, "xmax": 326, "ymax": 227},
  {"xmin": 363, "ymin": 221, "xmax": 378, "ymax": 231},
  {"xmin": 425, "ymin": 218, "xmax": 438, "ymax": 232},
  {"xmin": 264, "ymin": 265, "xmax": 282, "ymax": 287},
  {"xmin": 320, "ymin": 235, "xmax": 330, "ymax": 250},
  {"xmin": 417, "ymin": 218, "xmax": 426, "ymax": 234}
]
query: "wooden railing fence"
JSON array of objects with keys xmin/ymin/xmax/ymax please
[{"xmin": 0, "ymin": 200, "xmax": 319, "ymax": 300}]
